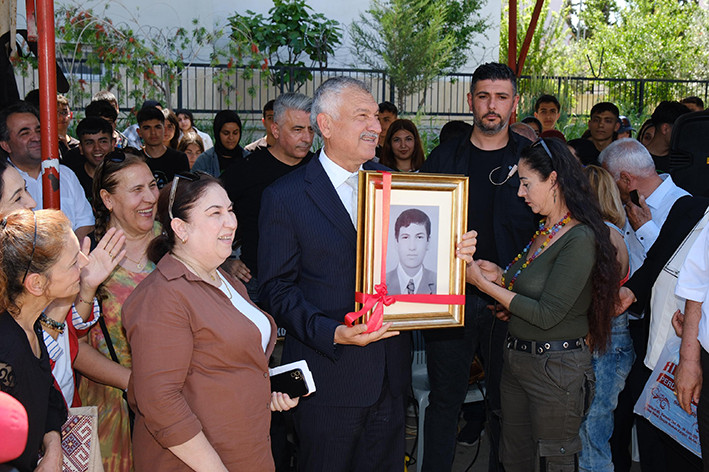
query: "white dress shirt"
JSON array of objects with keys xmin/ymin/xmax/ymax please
[
  {"xmin": 218, "ymin": 273, "xmax": 272, "ymax": 352},
  {"xmin": 319, "ymin": 150, "xmax": 362, "ymax": 225},
  {"xmin": 397, "ymin": 265, "xmax": 423, "ymax": 294},
  {"xmin": 14, "ymin": 161, "xmax": 95, "ymax": 231},
  {"xmin": 625, "ymin": 174, "xmax": 689, "ymax": 276}
]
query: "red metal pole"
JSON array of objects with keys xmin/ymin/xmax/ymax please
[
  {"xmin": 517, "ymin": 0, "xmax": 546, "ymax": 76},
  {"xmin": 35, "ymin": 0, "xmax": 60, "ymax": 210},
  {"xmin": 508, "ymin": 0, "xmax": 519, "ymax": 123},
  {"xmin": 25, "ymin": 0, "xmax": 37, "ymax": 42},
  {"xmin": 508, "ymin": 0, "xmax": 518, "ymax": 74}
]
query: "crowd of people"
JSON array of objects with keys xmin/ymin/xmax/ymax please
[{"xmin": 0, "ymin": 61, "xmax": 707, "ymax": 472}]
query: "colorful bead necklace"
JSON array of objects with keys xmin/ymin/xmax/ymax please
[{"xmin": 502, "ymin": 212, "xmax": 572, "ymax": 290}]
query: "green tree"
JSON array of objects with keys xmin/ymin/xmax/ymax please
[
  {"xmin": 350, "ymin": 0, "xmax": 485, "ymax": 112},
  {"xmin": 575, "ymin": 0, "xmax": 709, "ymax": 80},
  {"xmin": 21, "ymin": 4, "xmax": 268, "ymax": 110},
  {"xmin": 434, "ymin": 0, "xmax": 488, "ymax": 72},
  {"xmin": 229, "ymin": 0, "xmax": 342, "ymax": 90},
  {"xmin": 566, "ymin": 0, "xmax": 618, "ymax": 40},
  {"xmin": 499, "ymin": 0, "xmax": 578, "ymax": 76}
]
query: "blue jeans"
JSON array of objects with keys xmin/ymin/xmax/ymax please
[{"xmin": 579, "ymin": 312, "xmax": 635, "ymax": 472}]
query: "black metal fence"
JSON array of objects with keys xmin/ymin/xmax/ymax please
[{"xmin": 15, "ymin": 62, "xmax": 709, "ymax": 121}]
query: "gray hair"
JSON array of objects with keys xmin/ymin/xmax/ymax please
[
  {"xmin": 273, "ymin": 92, "xmax": 313, "ymax": 124},
  {"xmin": 598, "ymin": 138, "xmax": 656, "ymax": 179},
  {"xmin": 310, "ymin": 77, "xmax": 371, "ymax": 137}
]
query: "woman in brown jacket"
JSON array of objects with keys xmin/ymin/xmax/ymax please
[{"xmin": 123, "ymin": 172, "xmax": 298, "ymax": 471}]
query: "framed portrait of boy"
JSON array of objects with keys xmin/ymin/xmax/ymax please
[{"xmin": 353, "ymin": 171, "xmax": 468, "ymax": 330}]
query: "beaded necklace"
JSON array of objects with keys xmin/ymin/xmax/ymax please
[{"xmin": 502, "ymin": 212, "xmax": 571, "ymax": 290}]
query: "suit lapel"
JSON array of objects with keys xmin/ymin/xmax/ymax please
[{"xmin": 305, "ymin": 154, "xmax": 357, "ymax": 245}]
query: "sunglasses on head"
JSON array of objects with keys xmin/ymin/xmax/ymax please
[
  {"xmin": 168, "ymin": 172, "xmax": 203, "ymax": 220},
  {"xmin": 533, "ymin": 138, "xmax": 553, "ymax": 161}
]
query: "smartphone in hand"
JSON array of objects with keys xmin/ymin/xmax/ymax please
[
  {"xmin": 270, "ymin": 360, "xmax": 316, "ymax": 398},
  {"xmin": 630, "ymin": 189, "xmax": 640, "ymax": 206}
]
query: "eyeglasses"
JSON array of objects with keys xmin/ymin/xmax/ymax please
[
  {"xmin": 22, "ymin": 211, "xmax": 37, "ymax": 284},
  {"xmin": 533, "ymin": 138, "xmax": 553, "ymax": 161},
  {"xmin": 168, "ymin": 172, "xmax": 202, "ymax": 220}
]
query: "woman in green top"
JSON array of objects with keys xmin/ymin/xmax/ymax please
[{"xmin": 457, "ymin": 137, "xmax": 620, "ymax": 472}]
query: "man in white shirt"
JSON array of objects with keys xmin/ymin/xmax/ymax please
[
  {"xmin": 386, "ymin": 208, "xmax": 437, "ymax": 295},
  {"xmin": 599, "ymin": 137, "xmax": 690, "ymax": 470},
  {"xmin": 599, "ymin": 138, "xmax": 690, "ymax": 275},
  {"xmin": 0, "ymin": 102, "xmax": 94, "ymax": 239}
]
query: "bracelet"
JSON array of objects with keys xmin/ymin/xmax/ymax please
[
  {"xmin": 39, "ymin": 313, "xmax": 66, "ymax": 334},
  {"xmin": 78, "ymin": 296, "xmax": 94, "ymax": 306}
]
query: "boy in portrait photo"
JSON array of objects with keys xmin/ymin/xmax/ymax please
[{"xmin": 386, "ymin": 208, "xmax": 437, "ymax": 295}]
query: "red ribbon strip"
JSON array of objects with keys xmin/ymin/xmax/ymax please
[{"xmin": 345, "ymin": 172, "xmax": 465, "ymax": 333}]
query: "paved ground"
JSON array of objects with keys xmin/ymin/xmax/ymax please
[{"xmin": 404, "ymin": 415, "xmax": 642, "ymax": 472}]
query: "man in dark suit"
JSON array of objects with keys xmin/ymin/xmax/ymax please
[
  {"xmin": 258, "ymin": 77, "xmax": 412, "ymax": 471},
  {"xmin": 386, "ymin": 208, "xmax": 437, "ymax": 295}
]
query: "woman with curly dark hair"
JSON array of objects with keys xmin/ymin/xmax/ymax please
[
  {"xmin": 77, "ymin": 148, "xmax": 160, "ymax": 472},
  {"xmin": 457, "ymin": 137, "xmax": 619, "ymax": 472},
  {"xmin": 379, "ymin": 119, "xmax": 425, "ymax": 172}
]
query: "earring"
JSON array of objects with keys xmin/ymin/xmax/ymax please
[
  {"xmin": 553, "ymin": 189, "xmax": 557, "ymax": 204},
  {"xmin": 181, "ymin": 236, "xmax": 187, "ymax": 244}
]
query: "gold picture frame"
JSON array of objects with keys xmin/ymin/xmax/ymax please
[{"xmin": 353, "ymin": 171, "xmax": 469, "ymax": 330}]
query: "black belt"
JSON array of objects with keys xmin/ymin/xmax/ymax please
[{"xmin": 506, "ymin": 335, "xmax": 585, "ymax": 355}]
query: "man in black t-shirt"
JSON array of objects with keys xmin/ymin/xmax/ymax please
[
  {"xmin": 586, "ymin": 101, "xmax": 621, "ymax": 163},
  {"xmin": 70, "ymin": 117, "xmax": 115, "ymax": 202},
  {"xmin": 137, "ymin": 106, "xmax": 189, "ymax": 181},
  {"xmin": 222, "ymin": 92, "xmax": 314, "ymax": 303},
  {"xmin": 419, "ymin": 63, "xmax": 537, "ymax": 472},
  {"xmin": 644, "ymin": 100, "xmax": 691, "ymax": 173}
]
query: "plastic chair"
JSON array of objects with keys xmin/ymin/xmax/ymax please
[{"xmin": 411, "ymin": 331, "xmax": 485, "ymax": 469}]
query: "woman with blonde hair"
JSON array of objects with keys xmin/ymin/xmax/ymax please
[{"xmin": 578, "ymin": 164, "xmax": 634, "ymax": 472}]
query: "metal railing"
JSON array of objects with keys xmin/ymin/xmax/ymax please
[{"xmin": 14, "ymin": 62, "xmax": 709, "ymax": 121}]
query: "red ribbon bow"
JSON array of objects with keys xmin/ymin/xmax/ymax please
[{"xmin": 345, "ymin": 283, "xmax": 395, "ymax": 332}]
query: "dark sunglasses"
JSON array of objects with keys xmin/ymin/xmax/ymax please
[
  {"xmin": 152, "ymin": 171, "xmax": 168, "ymax": 190},
  {"xmin": 104, "ymin": 146, "xmax": 142, "ymax": 163},
  {"xmin": 104, "ymin": 149, "xmax": 166, "ymax": 189}
]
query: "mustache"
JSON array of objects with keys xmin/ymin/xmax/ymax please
[
  {"xmin": 360, "ymin": 132, "xmax": 379, "ymax": 140},
  {"xmin": 484, "ymin": 112, "xmax": 501, "ymax": 119}
]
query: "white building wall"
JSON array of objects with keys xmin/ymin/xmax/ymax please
[{"xmin": 16, "ymin": 0, "xmax": 500, "ymax": 72}]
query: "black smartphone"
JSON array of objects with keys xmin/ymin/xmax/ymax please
[
  {"xmin": 630, "ymin": 190, "xmax": 640, "ymax": 206},
  {"xmin": 270, "ymin": 368, "xmax": 309, "ymax": 398}
]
